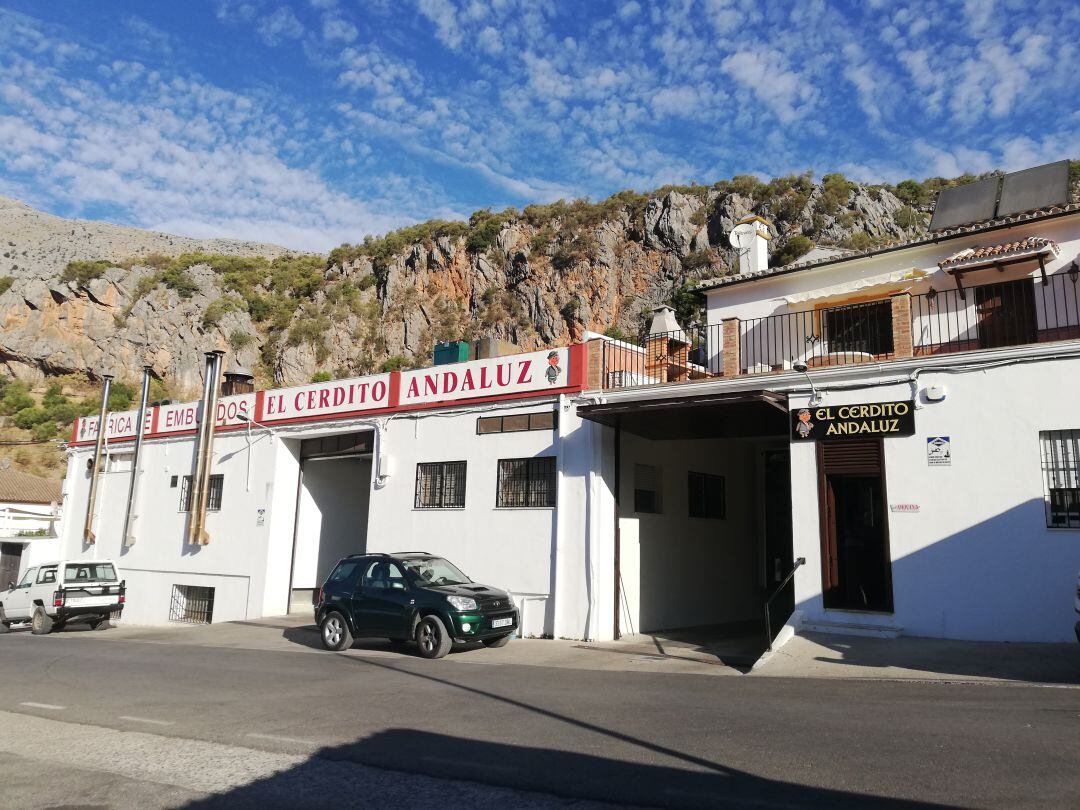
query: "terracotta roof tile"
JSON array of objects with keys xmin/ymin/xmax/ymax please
[
  {"xmin": 939, "ymin": 237, "xmax": 1059, "ymax": 269},
  {"xmin": 0, "ymin": 469, "xmax": 62, "ymax": 505}
]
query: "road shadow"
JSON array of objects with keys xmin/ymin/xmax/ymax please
[{"xmin": 181, "ymin": 727, "xmax": 953, "ymax": 809}]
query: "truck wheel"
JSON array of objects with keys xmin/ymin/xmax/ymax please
[
  {"xmin": 482, "ymin": 634, "xmax": 511, "ymax": 648},
  {"xmin": 320, "ymin": 612, "xmax": 353, "ymax": 651},
  {"xmin": 31, "ymin": 607, "xmax": 54, "ymax": 636},
  {"xmin": 88, "ymin": 618, "xmax": 109, "ymax": 630},
  {"xmin": 415, "ymin": 615, "xmax": 452, "ymax": 659},
  {"xmin": 0, "ymin": 606, "xmax": 10, "ymax": 633}
]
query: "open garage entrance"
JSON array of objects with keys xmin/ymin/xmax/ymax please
[
  {"xmin": 288, "ymin": 432, "xmax": 374, "ymax": 612},
  {"xmin": 579, "ymin": 391, "xmax": 794, "ymax": 666}
]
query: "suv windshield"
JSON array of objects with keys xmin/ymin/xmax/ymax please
[
  {"xmin": 64, "ymin": 563, "xmax": 117, "ymax": 582},
  {"xmin": 402, "ymin": 557, "xmax": 471, "ymax": 587}
]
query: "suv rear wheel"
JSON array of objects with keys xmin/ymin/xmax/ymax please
[
  {"xmin": 320, "ymin": 611, "xmax": 353, "ymax": 651},
  {"xmin": 31, "ymin": 607, "xmax": 53, "ymax": 636},
  {"xmin": 416, "ymin": 615, "xmax": 452, "ymax": 659}
]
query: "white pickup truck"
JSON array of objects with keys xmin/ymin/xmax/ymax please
[{"xmin": 0, "ymin": 560, "xmax": 125, "ymax": 634}]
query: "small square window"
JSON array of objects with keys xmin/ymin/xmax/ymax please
[
  {"xmin": 180, "ymin": 475, "xmax": 224, "ymax": 512},
  {"xmin": 415, "ymin": 461, "xmax": 467, "ymax": 509},
  {"xmin": 634, "ymin": 464, "xmax": 661, "ymax": 514},
  {"xmin": 1041, "ymin": 430, "xmax": 1080, "ymax": 529},
  {"xmin": 497, "ymin": 457, "xmax": 556, "ymax": 508},
  {"xmin": 688, "ymin": 472, "xmax": 726, "ymax": 519}
]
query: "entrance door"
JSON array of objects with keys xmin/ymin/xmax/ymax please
[
  {"xmin": 763, "ymin": 449, "xmax": 794, "ymax": 637},
  {"xmin": 818, "ymin": 440, "xmax": 893, "ymax": 612},
  {"xmin": 976, "ymin": 279, "xmax": 1036, "ymax": 349},
  {"xmin": 0, "ymin": 543, "xmax": 22, "ymax": 588}
]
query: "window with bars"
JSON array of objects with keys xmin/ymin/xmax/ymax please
[
  {"xmin": 1040, "ymin": 430, "xmax": 1080, "ymax": 529},
  {"xmin": 169, "ymin": 584, "xmax": 215, "ymax": 624},
  {"xmin": 497, "ymin": 457, "xmax": 557, "ymax": 508},
  {"xmin": 179, "ymin": 475, "xmax": 224, "ymax": 512},
  {"xmin": 414, "ymin": 461, "xmax": 467, "ymax": 509},
  {"xmin": 688, "ymin": 471, "xmax": 726, "ymax": 519}
]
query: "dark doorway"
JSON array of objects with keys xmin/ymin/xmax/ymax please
[
  {"xmin": 976, "ymin": 278, "xmax": 1037, "ymax": 349},
  {"xmin": 0, "ymin": 542, "xmax": 22, "ymax": 588},
  {"xmin": 818, "ymin": 440, "xmax": 893, "ymax": 613},
  {"xmin": 763, "ymin": 448, "xmax": 794, "ymax": 638}
]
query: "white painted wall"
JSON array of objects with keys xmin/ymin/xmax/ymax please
[
  {"xmin": 291, "ymin": 456, "xmax": 371, "ymax": 592},
  {"xmin": 617, "ymin": 434, "xmax": 762, "ymax": 633},
  {"xmin": 789, "ymin": 355, "xmax": 1080, "ymax": 642}
]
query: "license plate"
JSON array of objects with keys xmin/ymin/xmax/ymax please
[{"xmin": 491, "ymin": 617, "xmax": 512, "ymax": 628}]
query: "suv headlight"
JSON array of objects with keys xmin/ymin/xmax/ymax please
[{"xmin": 447, "ymin": 595, "xmax": 478, "ymax": 611}]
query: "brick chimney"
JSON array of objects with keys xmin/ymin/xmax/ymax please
[{"xmin": 728, "ymin": 215, "xmax": 772, "ymax": 275}]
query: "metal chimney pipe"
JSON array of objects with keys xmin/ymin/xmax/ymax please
[
  {"xmin": 83, "ymin": 374, "xmax": 113, "ymax": 544},
  {"xmin": 187, "ymin": 353, "xmax": 217, "ymax": 546},
  {"xmin": 120, "ymin": 366, "xmax": 153, "ymax": 547},
  {"xmin": 189, "ymin": 351, "xmax": 225, "ymax": 546}
]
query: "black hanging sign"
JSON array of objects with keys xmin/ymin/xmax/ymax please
[{"xmin": 791, "ymin": 400, "xmax": 915, "ymax": 442}]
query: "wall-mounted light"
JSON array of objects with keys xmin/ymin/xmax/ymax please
[{"xmin": 792, "ymin": 360, "xmax": 823, "ymax": 406}]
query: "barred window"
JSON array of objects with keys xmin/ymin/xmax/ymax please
[
  {"xmin": 688, "ymin": 471, "xmax": 726, "ymax": 519},
  {"xmin": 497, "ymin": 457, "xmax": 556, "ymax": 508},
  {"xmin": 415, "ymin": 461, "xmax": 467, "ymax": 509},
  {"xmin": 1040, "ymin": 430, "xmax": 1080, "ymax": 529},
  {"xmin": 180, "ymin": 475, "xmax": 224, "ymax": 512},
  {"xmin": 170, "ymin": 584, "xmax": 215, "ymax": 624}
]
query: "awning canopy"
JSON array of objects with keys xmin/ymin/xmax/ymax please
[
  {"xmin": 578, "ymin": 390, "xmax": 788, "ymax": 440},
  {"xmin": 784, "ymin": 268, "xmax": 929, "ymax": 305}
]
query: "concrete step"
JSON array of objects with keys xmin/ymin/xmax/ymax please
[{"xmin": 799, "ymin": 619, "xmax": 902, "ymax": 639}]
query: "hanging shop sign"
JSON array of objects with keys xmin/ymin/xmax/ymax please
[{"xmin": 790, "ymin": 400, "xmax": 915, "ymax": 442}]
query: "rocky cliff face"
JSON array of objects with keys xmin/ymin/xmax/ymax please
[{"xmin": 0, "ymin": 178, "xmax": 930, "ymax": 393}]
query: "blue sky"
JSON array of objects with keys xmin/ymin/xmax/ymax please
[{"xmin": 0, "ymin": 1, "xmax": 1076, "ymax": 252}]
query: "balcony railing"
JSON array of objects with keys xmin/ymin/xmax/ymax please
[{"xmin": 599, "ymin": 271, "xmax": 1080, "ymax": 390}]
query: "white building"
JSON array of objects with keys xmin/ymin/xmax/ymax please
[
  {"xmin": 1, "ymin": 469, "xmax": 62, "ymax": 587},
  {"xmin": 55, "ymin": 170, "xmax": 1080, "ymax": 650}
]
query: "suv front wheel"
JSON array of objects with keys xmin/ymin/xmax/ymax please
[
  {"xmin": 320, "ymin": 612, "xmax": 353, "ymax": 651},
  {"xmin": 416, "ymin": 615, "xmax": 452, "ymax": 659}
]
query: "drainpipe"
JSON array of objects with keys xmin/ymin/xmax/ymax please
[
  {"xmin": 188, "ymin": 351, "xmax": 224, "ymax": 546},
  {"xmin": 120, "ymin": 366, "xmax": 152, "ymax": 547},
  {"xmin": 83, "ymin": 374, "xmax": 112, "ymax": 544}
]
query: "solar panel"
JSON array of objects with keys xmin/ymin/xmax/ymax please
[
  {"xmin": 929, "ymin": 176, "xmax": 1000, "ymax": 231},
  {"xmin": 996, "ymin": 160, "xmax": 1070, "ymax": 218}
]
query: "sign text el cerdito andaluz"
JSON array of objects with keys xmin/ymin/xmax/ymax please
[{"xmin": 790, "ymin": 400, "xmax": 915, "ymax": 441}]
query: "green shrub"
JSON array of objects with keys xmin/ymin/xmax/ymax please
[
  {"xmin": 773, "ymin": 235, "xmax": 815, "ymax": 267},
  {"xmin": 44, "ymin": 401, "xmax": 78, "ymax": 424},
  {"xmin": 841, "ymin": 231, "xmax": 876, "ymax": 251},
  {"xmin": 681, "ymin": 250, "xmax": 713, "ymax": 272},
  {"xmin": 668, "ymin": 283, "xmax": 703, "ymax": 327},
  {"xmin": 311, "ymin": 371, "xmax": 332, "ymax": 383},
  {"xmin": 0, "ymin": 276, "xmax": 13, "ymax": 295},
  {"xmin": 42, "ymin": 382, "xmax": 64, "ymax": 406},
  {"xmin": 33, "ymin": 421, "xmax": 58, "ymax": 441},
  {"xmin": 893, "ymin": 179, "xmax": 931, "ymax": 207},
  {"xmin": 13, "ymin": 407, "xmax": 48, "ymax": 429},
  {"xmin": 0, "ymin": 381, "xmax": 34, "ymax": 415},
  {"xmin": 604, "ymin": 325, "xmax": 630, "ymax": 341},
  {"xmin": 357, "ymin": 273, "xmax": 376, "ymax": 290},
  {"xmin": 892, "ymin": 205, "xmax": 923, "ymax": 229},
  {"xmin": 466, "ymin": 208, "xmax": 516, "ymax": 254},
  {"xmin": 160, "ymin": 266, "xmax": 200, "ymax": 298},
  {"xmin": 817, "ymin": 173, "xmax": 856, "ymax": 215},
  {"xmin": 61, "ymin": 259, "xmax": 111, "ymax": 286},
  {"xmin": 379, "ymin": 355, "xmax": 410, "ymax": 372},
  {"xmin": 551, "ymin": 234, "xmax": 596, "ymax": 270},
  {"xmin": 560, "ymin": 297, "xmax": 581, "ymax": 322},
  {"xmin": 201, "ymin": 295, "xmax": 244, "ymax": 329},
  {"xmin": 229, "ymin": 330, "xmax": 253, "ymax": 353}
]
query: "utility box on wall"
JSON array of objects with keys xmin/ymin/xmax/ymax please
[{"xmin": 434, "ymin": 341, "xmax": 471, "ymax": 366}]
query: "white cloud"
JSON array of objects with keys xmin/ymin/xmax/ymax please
[
  {"xmin": 720, "ymin": 49, "xmax": 816, "ymax": 124},
  {"xmin": 417, "ymin": 0, "xmax": 463, "ymax": 50},
  {"xmin": 322, "ymin": 16, "xmax": 358, "ymax": 43},
  {"xmin": 257, "ymin": 7, "xmax": 305, "ymax": 46}
]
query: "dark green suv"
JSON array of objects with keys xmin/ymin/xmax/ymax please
[{"xmin": 314, "ymin": 553, "xmax": 519, "ymax": 659}]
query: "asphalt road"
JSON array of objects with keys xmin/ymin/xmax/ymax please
[{"xmin": 0, "ymin": 628, "xmax": 1078, "ymax": 809}]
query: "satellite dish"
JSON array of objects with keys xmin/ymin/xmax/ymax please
[{"xmin": 728, "ymin": 221, "xmax": 758, "ymax": 252}]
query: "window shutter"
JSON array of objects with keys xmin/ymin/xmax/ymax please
[{"xmin": 819, "ymin": 439, "xmax": 883, "ymax": 475}]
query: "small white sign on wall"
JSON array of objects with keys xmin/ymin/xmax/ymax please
[
  {"xmin": 890, "ymin": 503, "xmax": 920, "ymax": 513},
  {"xmin": 927, "ymin": 436, "xmax": 951, "ymax": 466}
]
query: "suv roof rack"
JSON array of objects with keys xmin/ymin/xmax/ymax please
[{"xmin": 392, "ymin": 551, "xmax": 433, "ymax": 555}]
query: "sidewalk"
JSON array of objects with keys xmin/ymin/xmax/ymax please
[
  {"xmin": 54, "ymin": 617, "xmax": 1080, "ymax": 685},
  {"xmin": 754, "ymin": 631, "xmax": 1080, "ymax": 686}
]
